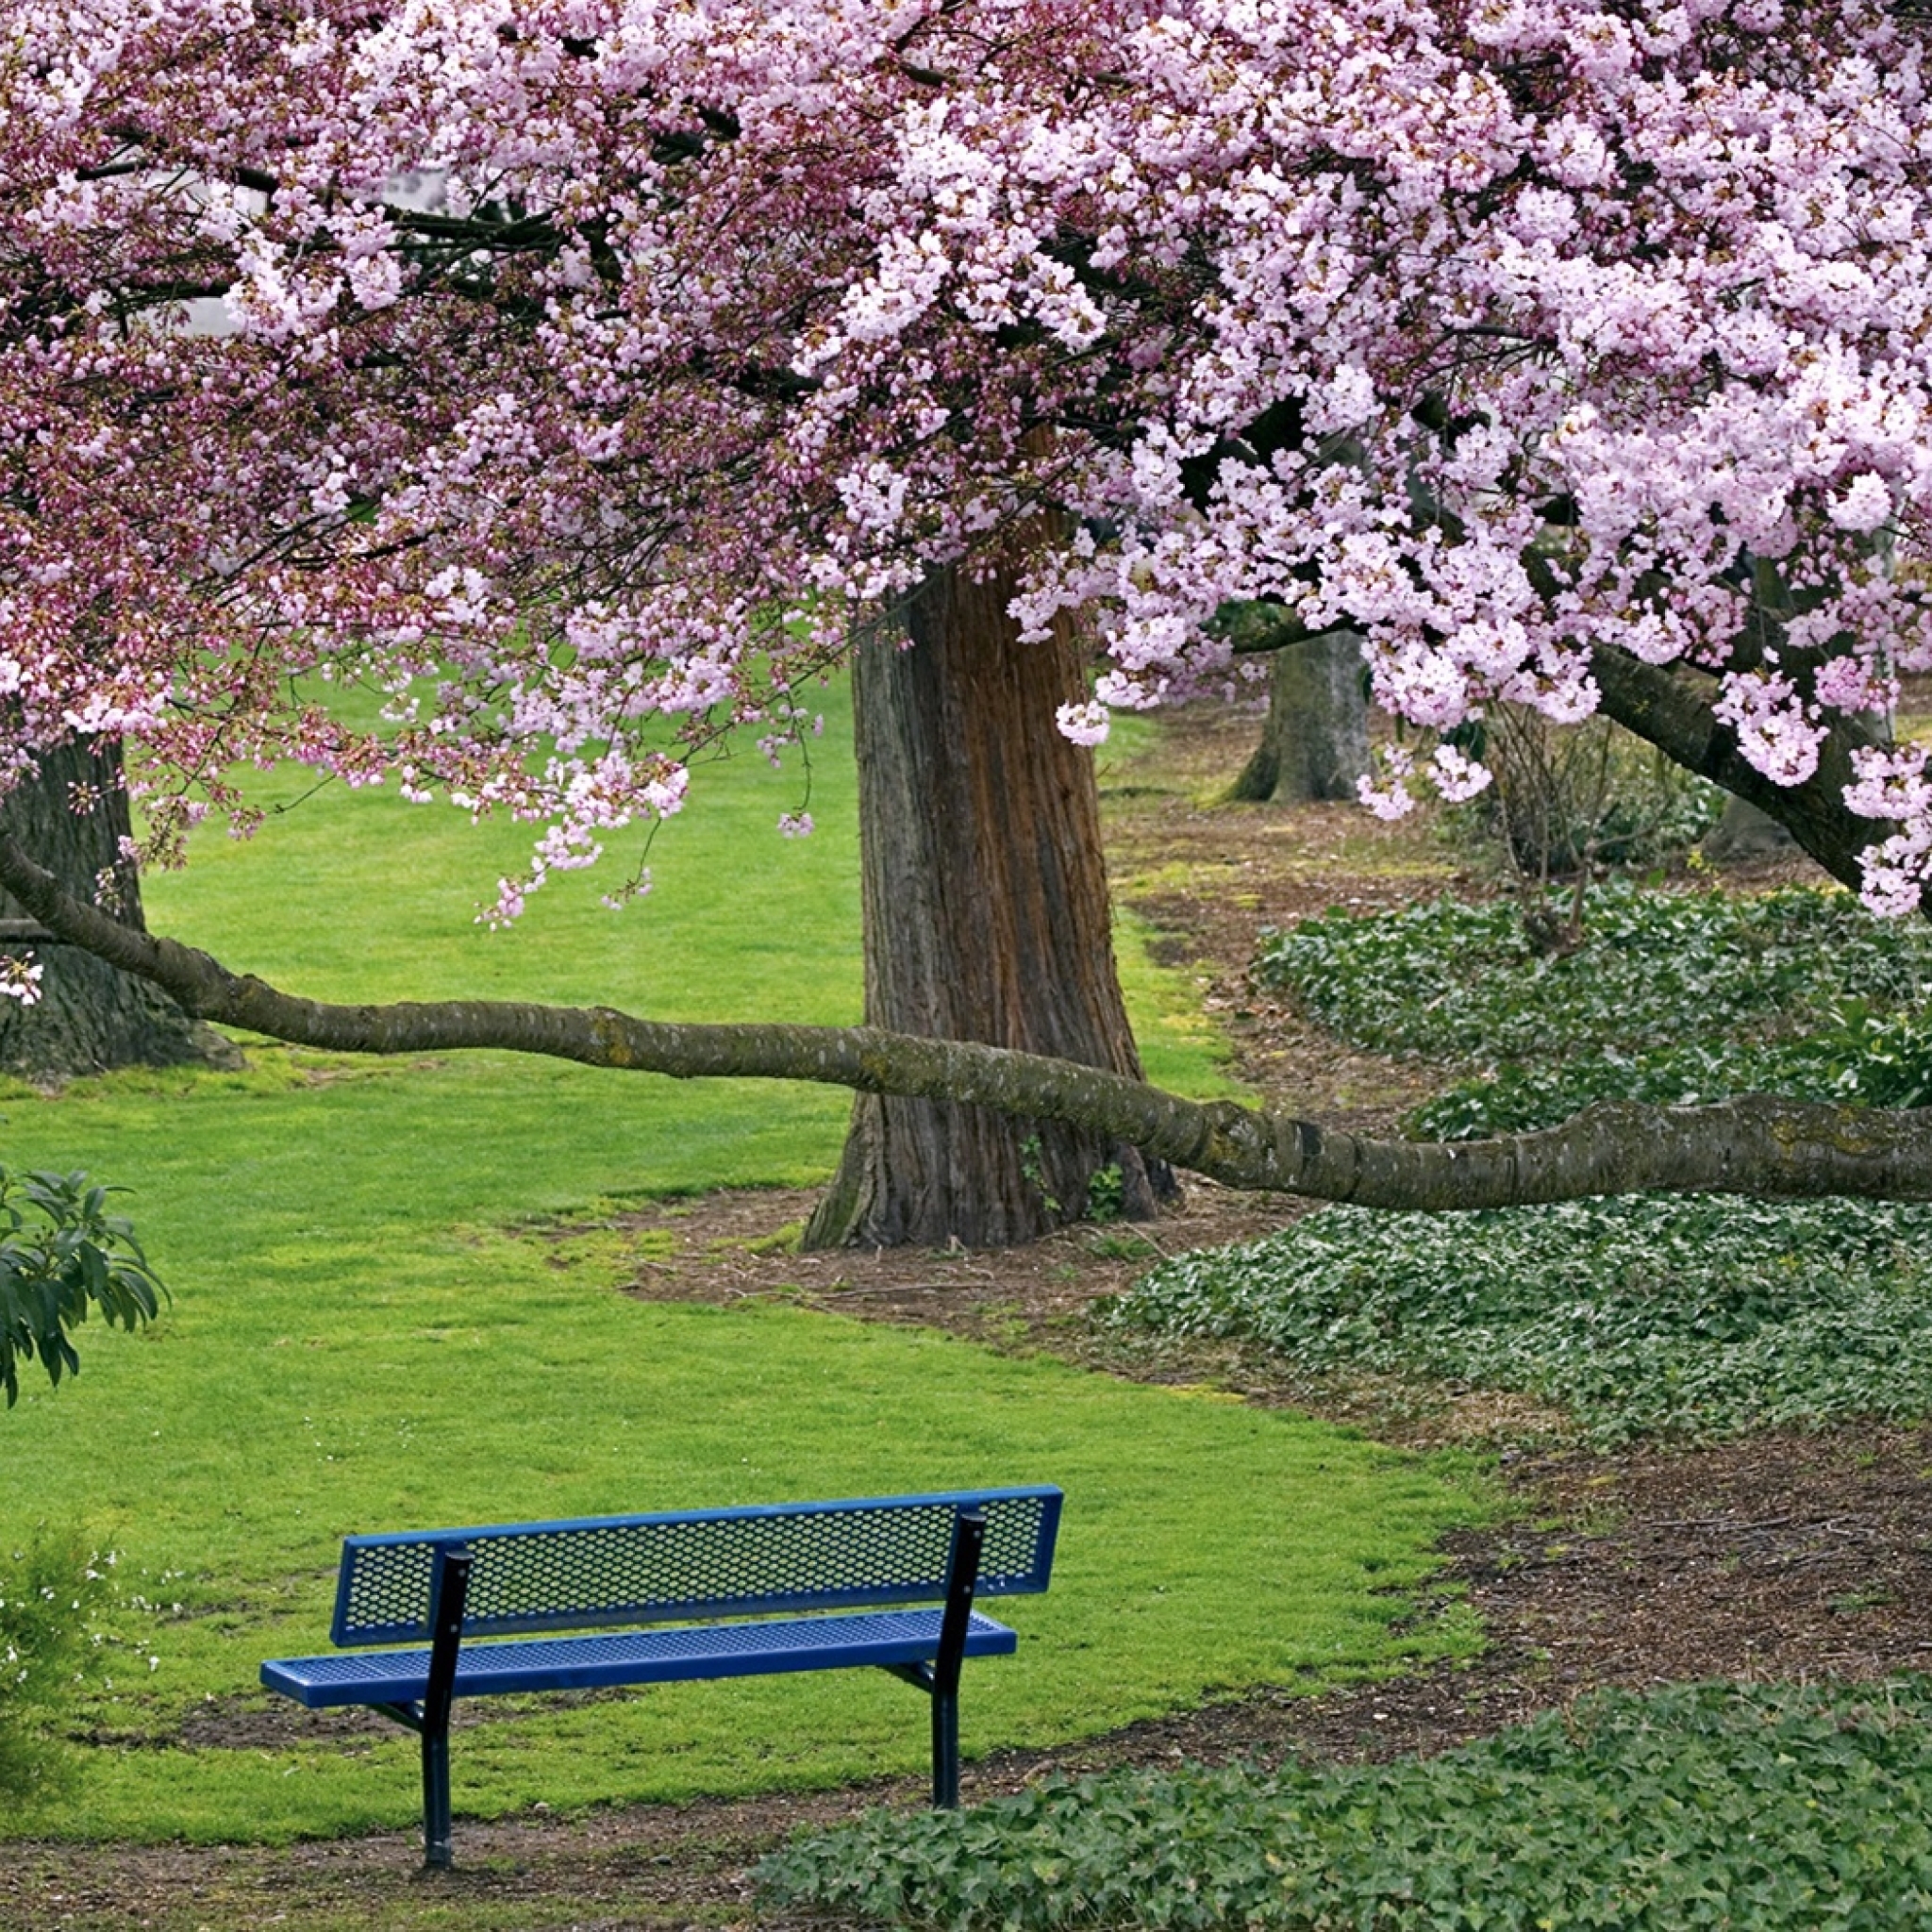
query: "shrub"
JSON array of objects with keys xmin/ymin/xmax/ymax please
[
  {"xmin": 0, "ymin": 1532, "xmax": 116, "ymax": 1801},
  {"xmin": 0, "ymin": 1165, "xmax": 168, "ymax": 1407},
  {"xmin": 1444, "ymin": 707, "xmax": 1724, "ymax": 879},
  {"xmin": 758, "ymin": 1678, "xmax": 1932, "ymax": 1930},
  {"xmin": 1103, "ymin": 1194, "xmax": 1932, "ymax": 1444}
]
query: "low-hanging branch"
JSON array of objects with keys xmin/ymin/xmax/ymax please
[{"xmin": 3, "ymin": 836, "xmax": 1930, "ymax": 1212}]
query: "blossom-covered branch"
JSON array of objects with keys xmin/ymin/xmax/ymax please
[{"xmin": 6, "ymin": 0, "xmax": 1931, "ymax": 913}]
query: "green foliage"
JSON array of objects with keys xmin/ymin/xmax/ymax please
[
  {"xmin": 1018, "ymin": 1135, "xmax": 1062, "ymax": 1217},
  {"xmin": 0, "ymin": 1532, "xmax": 117, "ymax": 1800},
  {"xmin": 1255, "ymin": 879, "xmax": 1932, "ymax": 1067},
  {"xmin": 1257, "ymin": 879, "xmax": 1932, "ymax": 1140},
  {"xmin": 1408, "ymin": 1044, "xmax": 1804, "ymax": 1140},
  {"xmin": 758, "ymin": 1677, "xmax": 1932, "ymax": 1930},
  {"xmin": 1412, "ymin": 998, "xmax": 1932, "ymax": 1140},
  {"xmin": 1106, "ymin": 1194, "xmax": 1932, "ymax": 1443},
  {"xmin": 1085, "ymin": 1164, "xmax": 1125, "ymax": 1223},
  {"xmin": 0, "ymin": 1166, "xmax": 166, "ymax": 1407}
]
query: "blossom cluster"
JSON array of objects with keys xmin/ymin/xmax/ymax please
[{"xmin": 3, "ymin": 0, "xmax": 1930, "ymax": 909}]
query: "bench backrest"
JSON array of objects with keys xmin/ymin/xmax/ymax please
[{"xmin": 329, "ymin": 1486, "xmax": 1062, "ymax": 1646}]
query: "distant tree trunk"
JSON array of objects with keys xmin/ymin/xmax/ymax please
[
  {"xmin": 803, "ymin": 564, "xmax": 1172, "ymax": 1250},
  {"xmin": 1701, "ymin": 793, "xmax": 1799, "ymax": 865},
  {"xmin": 1230, "ymin": 631, "xmax": 1369, "ymax": 803},
  {"xmin": 0, "ymin": 739, "xmax": 223, "ymax": 1080}
]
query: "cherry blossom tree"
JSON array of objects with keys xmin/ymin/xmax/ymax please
[
  {"xmin": 0, "ymin": 738, "xmax": 224, "ymax": 1079},
  {"xmin": 4, "ymin": 0, "xmax": 1932, "ymax": 1213}
]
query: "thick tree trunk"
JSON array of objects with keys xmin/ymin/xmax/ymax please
[
  {"xmin": 1229, "ymin": 631, "xmax": 1369, "ymax": 804},
  {"xmin": 803, "ymin": 564, "xmax": 1170, "ymax": 1249},
  {"xmin": 0, "ymin": 740, "xmax": 221, "ymax": 1080}
]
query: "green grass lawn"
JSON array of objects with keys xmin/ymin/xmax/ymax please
[{"xmin": 0, "ymin": 681, "xmax": 1488, "ymax": 1842}]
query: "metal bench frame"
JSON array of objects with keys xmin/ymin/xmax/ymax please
[{"xmin": 261, "ymin": 1486, "xmax": 1061, "ymax": 1867}]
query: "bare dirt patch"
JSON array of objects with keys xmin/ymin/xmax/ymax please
[{"xmin": 19, "ymin": 703, "xmax": 1930, "ymax": 1930}]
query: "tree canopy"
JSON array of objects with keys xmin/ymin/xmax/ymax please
[{"xmin": 4, "ymin": 0, "xmax": 1931, "ymax": 1209}]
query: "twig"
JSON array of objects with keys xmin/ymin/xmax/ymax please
[{"xmin": 1646, "ymin": 1515, "xmax": 1796, "ymax": 1534}]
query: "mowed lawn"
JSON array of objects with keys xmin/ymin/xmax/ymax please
[{"xmin": 0, "ymin": 682, "xmax": 1487, "ymax": 1841}]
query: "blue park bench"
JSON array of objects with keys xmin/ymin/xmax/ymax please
[{"xmin": 261, "ymin": 1485, "xmax": 1063, "ymax": 1867}]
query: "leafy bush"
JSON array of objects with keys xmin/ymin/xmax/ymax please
[
  {"xmin": 1255, "ymin": 881, "xmax": 1932, "ymax": 1068},
  {"xmin": 0, "ymin": 1165, "xmax": 167, "ymax": 1406},
  {"xmin": 1104, "ymin": 1194, "xmax": 1932, "ymax": 1443},
  {"xmin": 758, "ymin": 1678, "xmax": 1932, "ymax": 1930},
  {"xmin": 0, "ymin": 1532, "xmax": 117, "ymax": 1800},
  {"xmin": 1410, "ymin": 1000, "xmax": 1932, "ymax": 1140}
]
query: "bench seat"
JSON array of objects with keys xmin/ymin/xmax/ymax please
[{"xmin": 263, "ymin": 1606, "xmax": 1019, "ymax": 1705}]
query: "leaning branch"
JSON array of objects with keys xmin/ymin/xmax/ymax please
[
  {"xmin": 3, "ymin": 838, "xmax": 1929, "ymax": 1210},
  {"xmin": 1584, "ymin": 643, "xmax": 1895, "ymax": 899}
]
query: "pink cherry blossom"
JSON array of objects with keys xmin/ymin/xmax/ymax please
[
  {"xmin": 1055, "ymin": 701, "xmax": 1112, "ymax": 748},
  {"xmin": 1, "ymin": 0, "xmax": 1930, "ymax": 913}
]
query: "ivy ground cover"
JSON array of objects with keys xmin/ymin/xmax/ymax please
[
  {"xmin": 1112, "ymin": 881, "xmax": 1932, "ymax": 1443},
  {"xmin": 762, "ymin": 1677, "xmax": 1932, "ymax": 1930},
  {"xmin": 0, "ymin": 684, "xmax": 1485, "ymax": 1842},
  {"xmin": 1108, "ymin": 1193, "xmax": 1932, "ymax": 1444},
  {"xmin": 1257, "ymin": 878, "xmax": 1932, "ymax": 1137}
]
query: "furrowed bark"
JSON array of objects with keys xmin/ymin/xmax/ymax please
[
  {"xmin": 5, "ymin": 834, "xmax": 1931, "ymax": 1209},
  {"xmin": 806, "ymin": 561, "xmax": 1168, "ymax": 1251}
]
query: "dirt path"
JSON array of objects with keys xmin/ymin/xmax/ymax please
[{"xmin": 21, "ymin": 704, "xmax": 1931, "ymax": 1932}]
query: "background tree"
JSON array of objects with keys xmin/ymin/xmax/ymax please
[
  {"xmin": 1228, "ymin": 634, "xmax": 1371, "ymax": 808},
  {"xmin": 0, "ymin": 741, "xmax": 222, "ymax": 1079}
]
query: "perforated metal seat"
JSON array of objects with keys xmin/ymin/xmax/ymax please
[
  {"xmin": 266, "ymin": 1606, "xmax": 1019, "ymax": 1702},
  {"xmin": 261, "ymin": 1486, "xmax": 1061, "ymax": 1870}
]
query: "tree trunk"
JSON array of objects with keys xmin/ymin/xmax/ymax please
[
  {"xmin": 1701, "ymin": 793, "xmax": 1799, "ymax": 865},
  {"xmin": 1229, "ymin": 631, "xmax": 1369, "ymax": 804},
  {"xmin": 0, "ymin": 739, "xmax": 224, "ymax": 1080},
  {"xmin": 803, "ymin": 564, "xmax": 1171, "ymax": 1249}
]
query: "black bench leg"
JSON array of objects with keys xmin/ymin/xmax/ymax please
[
  {"xmin": 423, "ymin": 1725, "xmax": 454, "ymax": 1871},
  {"xmin": 931, "ymin": 1691, "xmax": 960, "ymax": 1808},
  {"xmin": 929, "ymin": 1509, "xmax": 985, "ymax": 1809},
  {"xmin": 420, "ymin": 1545, "xmax": 473, "ymax": 1870}
]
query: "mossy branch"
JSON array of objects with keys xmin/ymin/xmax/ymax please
[{"xmin": 4, "ymin": 835, "xmax": 1932, "ymax": 1209}]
